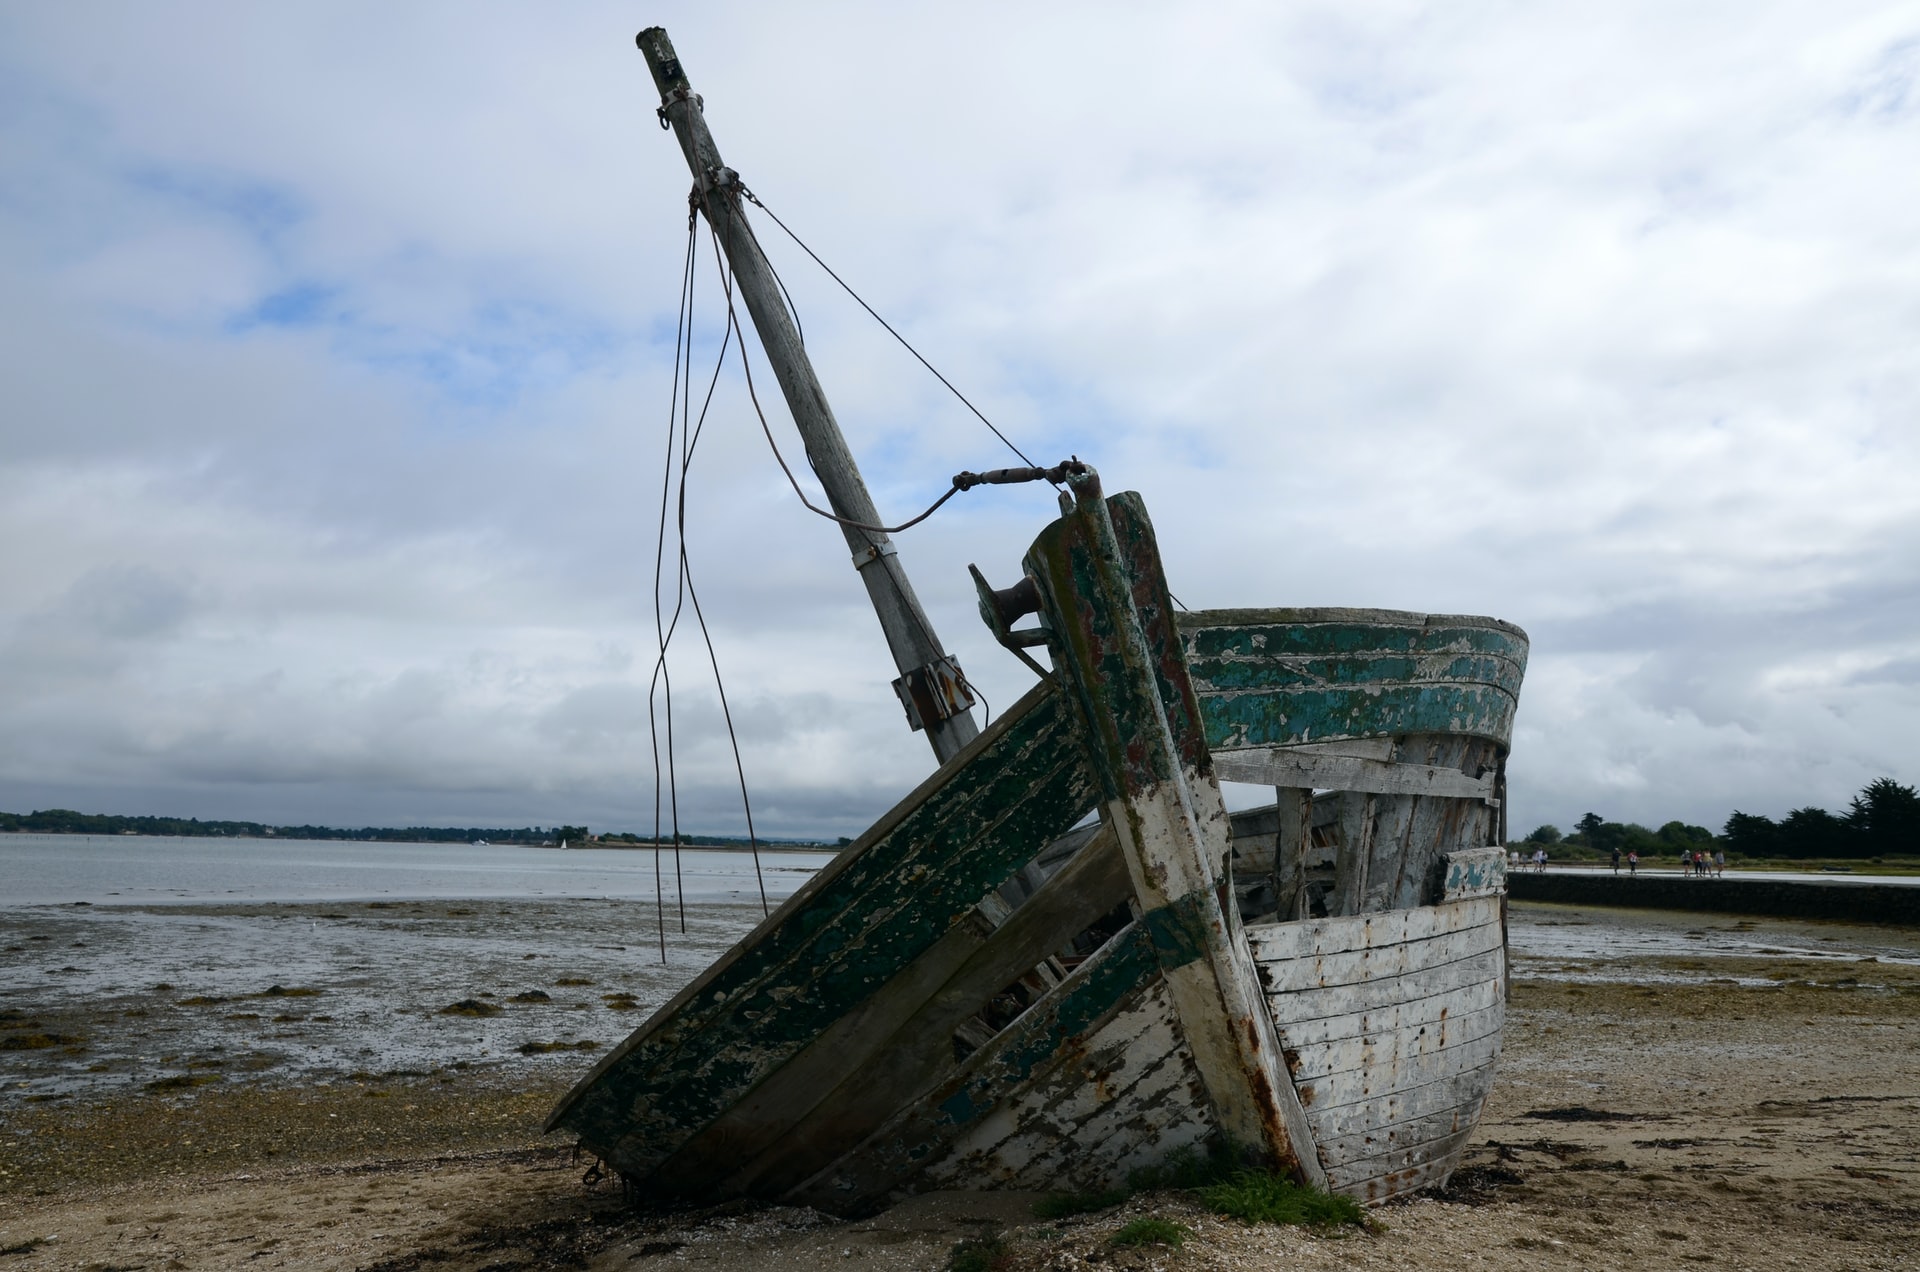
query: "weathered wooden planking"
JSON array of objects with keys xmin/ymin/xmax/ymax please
[
  {"xmin": 919, "ymin": 978, "xmax": 1214, "ymax": 1195},
  {"xmin": 656, "ymin": 823, "xmax": 1132, "ymax": 1199},
  {"xmin": 1302, "ymin": 1058, "xmax": 1502, "ymax": 1141},
  {"xmin": 1285, "ymin": 1001, "xmax": 1503, "ymax": 1083},
  {"xmin": 785, "ymin": 918, "xmax": 1166, "ymax": 1211},
  {"xmin": 546, "ymin": 678, "xmax": 1099, "ymax": 1182},
  {"xmin": 1327, "ymin": 1123, "xmax": 1480, "ymax": 1197},
  {"xmin": 1252, "ymin": 885, "xmax": 1505, "ymax": 1198},
  {"xmin": 1179, "ymin": 608, "xmax": 1527, "ymax": 690},
  {"xmin": 1177, "ymin": 608, "xmax": 1527, "ymax": 753},
  {"xmin": 1294, "ymin": 1026, "xmax": 1502, "ymax": 1111},
  {"xmin": 708, "ymin": 824, "xmax": 1134, "ymax": 1200},
  {"xmin": 1378, "ymin": 737, "xmax": 1502, "ymax": 913},
  {"xmin": 1247, "ymin": 895, "xmax": 1504, "ymax": 963},
  {"xmin": 1315, "ymin": 1103, "xmax": 1490, "ymax": 1183},
  {"xmin": 1025, "ymin": 480, "xmax": 1322, "ymax": 1186},
  {"xmin": 1265, "ymin": 946, "xmax": 1505, "ymax": 1024},
  {"xmin": 1263, "ymin": 975, "xmax": 1503, "ymax": 1050},
  {"xmin": 1442, "ymin": 847, "xmax": 1507, "ymax": 900},
  {"xmin": 1251, "ymin": 917, "xmax": 1503, "ymax": 996},
  {"xmin": 1213, "ymin": 748, "xmax": 1495, "ymax": 801}
]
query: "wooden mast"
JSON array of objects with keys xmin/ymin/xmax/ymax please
[{"xmin": 636, "ymin": 27, "xmax": 981, "ymax": 764}]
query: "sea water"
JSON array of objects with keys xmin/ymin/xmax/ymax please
[
  {"xmin": 1, "ymin": 836, "xmax": 832, "ymax": 1103},
  {"xmin": 0, "ymin": 833, "xmax": 832, "ymax": 905}
]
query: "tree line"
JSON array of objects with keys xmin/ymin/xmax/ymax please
[
  {"xmin": 1, "ymin": 808, "xmax": 562, "ymax": 843},
  {"xmin": 1521, "ymin": 777, "xmax": 1920, "ymax": 860},
  {"xmin": 0, "ymin": 808, "xmax": 804, "ymax": 848}
]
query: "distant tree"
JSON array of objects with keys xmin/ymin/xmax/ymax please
[
  {"xmin": 1523, "ymin": 825, "xmax": 1561, "ymax": 845},
  {"xmin": 1846, "ymin": 778, "xmax": 1920, "ymax": 857},
  {"xmin": 1615, "ymin": 823, "xmax": 1663, "ymax": 855},
  {"xmin": 553, "ymin": 824, "xmax": 590, "ymax": 845},
  {"xmin": 1574, "ymin": 812, "xmax": 1605, "ymax": 842},
  {"xmin": 1657, "ymin": 821, "xmax": 1715, "ymax": 847},
  {"xmin": 1723, "ymin": 811, "xmax": 1782, "ymax": 858},
  {"xmin": 1781, "ymin": 806, "xmax": 1852, "ymax": 859}
]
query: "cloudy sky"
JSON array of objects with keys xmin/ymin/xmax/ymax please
[{"xmin": 2, "ymin": 3, "xmax": 1916, "ymax": 841}]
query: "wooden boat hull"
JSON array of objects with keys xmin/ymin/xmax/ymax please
[{"xmin": 548, "ymin": 476, "xmax": 1525, "ymax": 1211}]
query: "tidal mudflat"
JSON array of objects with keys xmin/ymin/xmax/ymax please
[
  {"xmin": 2, "ymin": 900, "xmax": 1916, "ymax": 1270},
  {"xmin": 0, "ymin": 896, "xmax": 771, "ymax": 1105}
]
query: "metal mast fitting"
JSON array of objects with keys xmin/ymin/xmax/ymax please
[{"xmin": 636, "ymin": 26, "xmax": 980, "ymax": 765}]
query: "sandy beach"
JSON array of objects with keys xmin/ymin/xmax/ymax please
[{"xmin": 4, "ymin": 900, "xmax": 1916, "ymax": 1271}]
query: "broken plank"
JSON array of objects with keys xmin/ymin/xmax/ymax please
[
  {"xmin": 713, "ymin": 823, "xmax": 1134, "ymax": 1199},
  {"xmin": 547, "ymin": 678, "xmax": 1099, "ymax": 1183},
  {"xmin": 785, "ymin": 917, "xmax": 1165, "ymax": 1211},
  {"xmin": 1212, "ymin": 749, "xmax": 1494, "ymax": 800}
]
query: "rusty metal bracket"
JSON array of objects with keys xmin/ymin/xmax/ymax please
[{"xmin": 892, "ymin": 655, "xmax": 975, "ymax": 733}]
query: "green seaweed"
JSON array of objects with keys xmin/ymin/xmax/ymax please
[{"xmin": 438, "ymin": 999, "xmax": 502, "ymax": 1018}]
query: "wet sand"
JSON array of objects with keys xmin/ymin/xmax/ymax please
[{"xmin": 3, "ymin": 901, "xmax": 1916, "ymax": 1270}]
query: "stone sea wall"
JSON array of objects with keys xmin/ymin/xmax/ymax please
[{"xmin": 1507, "ymin": 871, "xmax": 1920, "ymax": 926}]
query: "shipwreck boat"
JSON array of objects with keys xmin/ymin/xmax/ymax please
[{"xmin": 547, "ymin": 29, "xmax": 1527, "ymax": 1211}]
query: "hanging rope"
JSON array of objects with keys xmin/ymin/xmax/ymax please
[
  {"xmin": 647, "ymin": 210, "xmax": 772, "ymax": 963},
  {"xmin": 646, "ymin": 212, "xmax": 697, "ymax": 961}
]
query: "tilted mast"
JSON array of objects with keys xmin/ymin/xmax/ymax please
[{"xmin": 636, "ymin": 27, "xmax": 981, "ymax": 764}]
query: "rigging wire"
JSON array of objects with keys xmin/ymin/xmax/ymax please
[
  {"xmin": 739, "ymin": 186, "xmax": 1046, "ymax": 477},
  {"xmin": 709, "ymin": 219, "xmax": 1009, "ymax": 738},
  {"xmin": 704, "ymin": 211, "xmax": 965, "ymax": 536},
  {"xmin": 639, "ymin": 181, "xmax": 1063, "ymax": 929}
]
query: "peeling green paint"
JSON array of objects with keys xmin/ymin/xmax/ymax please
[
  {"xmin": 1140, "ymin": 890, "xmax": 1214, "ymax": 970},
  {"xmin": 550, "ymin": 680, "xmax": 1099, "ymax": 1179},
  {"xmin": 1197, "ymin": 683, "xmax": 1520, "ymax": 751},
  {"xmin": 1178, "ymin": 611, "xmax": 1528, "ymax": 751},
  {"xmin": 805, "ymin": 918, "xmax": 1164, "ymax": 1208}
]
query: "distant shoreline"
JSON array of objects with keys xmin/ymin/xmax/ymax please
[{"xmin": 0, "ymin": 828, "xmax": 837, "ymax": 852}]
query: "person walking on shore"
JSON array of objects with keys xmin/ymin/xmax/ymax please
[
  {"xmin": 1610, "ymin": 846, "xmax": 1621, "ymax": 875},
  {"xmin": 1714, "ymin": 849, "xmax": 1726, "ymax": 878},
  {"xmin": 1627, "ymin": 849, "xmax": 1638, "ymax": 877}
]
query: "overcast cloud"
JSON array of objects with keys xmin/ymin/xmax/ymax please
[{"xmin": 2, "ymin": 3, "xmax": 1916, "ymax": 840}]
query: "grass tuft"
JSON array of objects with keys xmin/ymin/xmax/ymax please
[
  {"xmin": 946, "ymin": 1235, "xmax": 1010, "ymax": 1272},
  {"xmin": 1032, "ymin": 1188, "xmax": 1130, "ymax": 1219},
  {"xmin": 1111, "ymin": 1217, "xmax": 1188, "ymax": 1248},
  {"xmin": 1197, "ymin": 1170, "xmax": 1365, "ymax": 1228}
]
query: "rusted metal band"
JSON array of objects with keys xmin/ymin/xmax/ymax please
[{"xmin": 851, "ymin": 541, "xmax": 898, "ymax": 571}]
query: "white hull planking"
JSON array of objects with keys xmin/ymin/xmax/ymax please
[{"xmin": 1244, "ymin": 893, "xmax": 1506, "ymax": 1201}]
